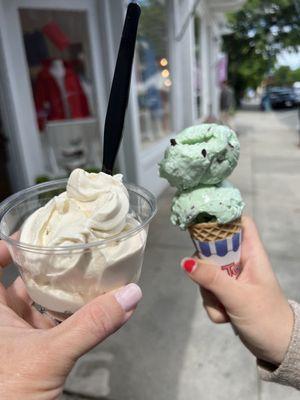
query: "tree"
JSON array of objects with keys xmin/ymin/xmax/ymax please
[
  {"xmin": 272, "ymin": 66, "xmax": 300, "ymax": 85},
  {"xmin": 272, "ymin": 66, "xmax": 293, "ymax": 85},
  {"xmin": 291, "ymin": 68, "xmax": 300, "ymax": 82},
  {"xmin": 223, "ymin": 0, "xmax": 300, "ymax": 102}
]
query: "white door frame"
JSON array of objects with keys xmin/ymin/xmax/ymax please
[{"xmin": 0, "ymin": 0, "xmax": 108, "ymax": 191}]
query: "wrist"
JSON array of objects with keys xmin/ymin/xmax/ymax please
[
  {"xmin": 237, "ymin": 298, "xmax": 294, "ymax": 367},
  {"xmin": 259, "ymin": 301, "xmax": 294, "ymax": 366}
]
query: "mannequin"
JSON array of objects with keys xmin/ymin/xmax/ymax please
[
  {"xmin": 49, "ymin": 59, "xmax": 70, "ymax": 118},
  {"xmin": 34, "ymin": 58, "xmax": 90, "ymax": 130}
]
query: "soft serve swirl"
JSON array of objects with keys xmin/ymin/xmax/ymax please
[
  {"xmin": 20, "ymin": 169, "xmax": 147, "ymax": 314},
  {"xmin": 22, "ymin": 169, "xmax": 131, "ymax": 246}
]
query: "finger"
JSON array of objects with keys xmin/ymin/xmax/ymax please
[
  {"xmin": 0, "ymin": 302, "xmax": 31, "ymax": 329},
  {"xmin": 6, "ymin": 278, "xmax": 55, "ymax": 328},
  {"xmin": 0, "ymin": 283, "xmax": 7, "ymax": 305},
  {"xmin": 200, "ymin": 286, "xmax": 229, "ymax": 324},
  {"xmin": 7, "ymin": 277, "xmax": 31, "ymax": 305},
  {"xmin": 0, "ymin": 241, "xmax": 12, "ymax": 268},
  {"xmin": 181, "ymin": 257, "xmax": 241, "ymax": 310},
  {"xmin": 49, "ymin": 284, "xmax": 142, "ymax": 361}
]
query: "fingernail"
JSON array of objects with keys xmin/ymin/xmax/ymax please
[
  {"xmin": 181, "ymin": 257, "xmax": 197, "ymax": 273},
  {"xmin": 114, "ymin": 283, "xmax": 142, "ymax": 312}
]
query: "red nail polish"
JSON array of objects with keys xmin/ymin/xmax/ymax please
[{"xmin": 181, "ymin": 258, "xmax": 197, "ymax": 273}]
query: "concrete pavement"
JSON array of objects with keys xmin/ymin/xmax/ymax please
[
  {"xmin": 236, "ymin": 109, "xmax": 300, "ymax": 399},
  {"xmin": 63, "ymin": 108, "xmax": 300, "ymax": 399},
  {"xmin": 2, "ymin": 109, "xmax": 300, "ymax": 399}
]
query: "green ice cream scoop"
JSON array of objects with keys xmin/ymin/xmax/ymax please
[
  {"xmin": 159, "ymin": 124, "xmax": 240, "ymax": 191},
  {"xmin": 171, "ymin": 181, "xmax": 245, "ymax": 230}
]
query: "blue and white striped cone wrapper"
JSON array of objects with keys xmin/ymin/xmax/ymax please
[{"xmin": 188, "ymin": 219, "xmax": 242, "ymax": 278}]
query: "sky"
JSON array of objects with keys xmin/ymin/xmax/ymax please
[{"xmin": 277, "ymin": 49, "xmax": 300, "ymax": 70}]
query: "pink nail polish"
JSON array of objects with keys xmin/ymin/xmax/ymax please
[
  {"xmin": 114, "ymin": 283, "xmax": 142, "ymax": 312},
  {"xmin": 181, "ymin": 258, "xmax": 197, "ymax": 274}
]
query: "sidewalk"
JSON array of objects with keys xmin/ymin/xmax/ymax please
[
  {"xmin": 1, "ymin": 109, "xmax": 299, "ymax": 399},
  {"xmin": 235, "ymin": 109, "xmax": 300, "ymax": 399},
  {"xmin": 63, "ymin": 109, "xmax": 300, "ymax": 399}
]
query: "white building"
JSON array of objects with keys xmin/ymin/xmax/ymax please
[{"xmin": 0, "ymin": 0, "xmax": 245, "ymax": 197}]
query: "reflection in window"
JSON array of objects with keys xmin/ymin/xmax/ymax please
[
  {"xmin": 19, "ymin": 9, "xmax": 101, "ymax": 176},
  {"xmin": 136, "ymin": 0, "xmax": 172, "ymax": 146},
  {"xmin": 194, "ymin": 16, "xmax": 202, "ymax": 120}
]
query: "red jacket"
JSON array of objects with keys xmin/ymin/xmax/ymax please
[{"xmin": 34, "ymin": 61, "xmax": 90, "ymax": 131}]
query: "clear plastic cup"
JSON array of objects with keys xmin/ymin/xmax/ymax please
[{"xmin": 0, "ymin": 179, "xmax": 157, "ymax": 320}]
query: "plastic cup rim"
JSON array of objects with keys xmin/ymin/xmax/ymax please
[{"xmin": 0, "ymin": 178, "xmax": 157, "ymax": 254}]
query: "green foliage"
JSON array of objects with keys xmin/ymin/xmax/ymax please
[
  {"xmin": 223, "ymin": 0, "xmax": 300, "ymax": 99},
  {"xmin": 272, "ymin": 65, "xmax": 300, "ymax": 85},
  {"xmin": 36, "ymin": 176, "xmax": 51, "ymax": 184},
  {"xmin": 292, "ymin": 68, "xmax": 300, "ymax": 82},
  {"xmin": 85, "ymin": 167, "xmax": 101, "ymax": 174}
]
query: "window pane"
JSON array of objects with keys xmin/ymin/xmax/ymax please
[
  {"xmin": 136, "ymin": 0, "xmax": 172, "ymax": 147},
  {"xmin": 19, "ymin": 9, "xmax": 102, "ymax": 176}
]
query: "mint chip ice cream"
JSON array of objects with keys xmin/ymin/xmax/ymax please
[
  {"xmin": 159, "ymin": 123, "xmax": 244, "ymax": 229},
  {"xmin": 159, "ymin": 123, "xmax": 244, "ymax": 277},
  {"xmin": 171, "ymin": 181, "xmax": 244, "ymax": 230},
  {"xmin": 159, "ymin": 123, "xmax": 240, "ymax": 191}
]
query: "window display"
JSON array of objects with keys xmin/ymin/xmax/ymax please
[
  {"xmin": 136, "ymin": 0, "xmax": 172, "ymax": 146},
  {"xmin": 34, "ymin": 58, "xmax": 90, "ymax": 130},
  {"xmin": 19, "ymin": 9, "xmax": 101, "ymax": 176}
]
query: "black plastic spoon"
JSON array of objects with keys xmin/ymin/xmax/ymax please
[{"xmin": 102, "ymin": 2, "xmax": 141, "ymax": 175}]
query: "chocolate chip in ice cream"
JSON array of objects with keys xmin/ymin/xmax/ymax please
[
  {"xmin": 201, "ymin": 149, "xmax": 207, "ymax": 157},
  {"xmin": 170, "ymin": 139, "xmax": 177, "ymax": 146},
  {"xmin": 217, "ymin": 154, "xmax": 225, "ymax": 163}
]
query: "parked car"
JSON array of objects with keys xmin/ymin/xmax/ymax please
[
  {"xmin": 261, "ymin": 87, "xmax": 296, "ymax": 110},
  {"xmin": 293, "ymin": 86, "xmax": 300, "ymax": 104}
]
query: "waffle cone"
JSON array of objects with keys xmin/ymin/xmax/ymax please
[{"xmin": 188, "ymin": 218, "xmax": 242, "ymax": 242}]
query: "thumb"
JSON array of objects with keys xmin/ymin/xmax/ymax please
[
  {"xmin": 50, "ymin": 283, "xmax": 142, "ymax": 361},
  {"xmin": 181, "ymin": 258, "xmax": 241, "ymax": 309}
]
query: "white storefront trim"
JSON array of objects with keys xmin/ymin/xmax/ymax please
[
  {"xmin": 0, "ymin": 0, "xmax": 45, "ymax": 189},
  {"xmin": 0, "ymin": 0, "xmax": 108, "ymax": 191}
]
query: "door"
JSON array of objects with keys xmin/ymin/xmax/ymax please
[{"xmin": 0, "ymin": 0, "xmax": 107, "ymax": 190}]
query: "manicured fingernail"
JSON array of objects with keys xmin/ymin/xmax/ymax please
[
  {"xmin": 114, "ymin": 283, "xmax": 142, "ymax": 312},
  {"xmin": 181, "ymin": 258, "xmax": 197, "ymax": 273}
]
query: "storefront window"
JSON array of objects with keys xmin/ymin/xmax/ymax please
[
  {"xmin": 194, "ymin": 16, "xmax": 202, "ymax": 120},
  {"xmin": 19, "ymin": 9, "xmax": 101, "ymax": 176},
  {"xmin": 136, "ymin": 0, "xmax": 172, "ymax": 147}
]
